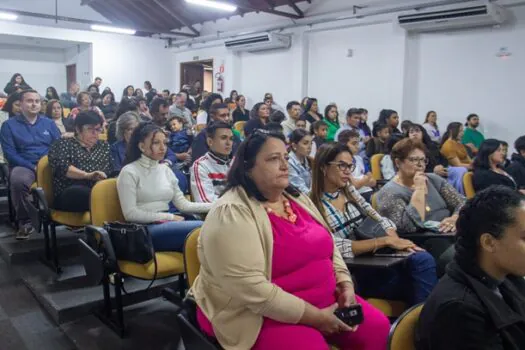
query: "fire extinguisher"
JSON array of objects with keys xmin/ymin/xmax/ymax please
[{"xmin": 215, "ymin": 73, "xmax": 224, "ymax": 93}]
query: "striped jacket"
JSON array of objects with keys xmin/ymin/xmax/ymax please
[{"xmin": 190, "ymin": 151, "xmax": 231, "ymax": 203}]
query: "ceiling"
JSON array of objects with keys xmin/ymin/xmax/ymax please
[
  {"xmin": 0, "ymin": 34, "xmax": 83, "ymax": 49},
  {"xmin": 83, "ymin": 0, "xmax": 310, "ymax": 37}
]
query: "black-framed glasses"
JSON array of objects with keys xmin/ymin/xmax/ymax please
[
  {"xmin": 407, "ymin": 157, "xmax": 429, "ymax": 165},
  {"xmin": 329, "ymin": 161, "xmax": 356, "ymax": 173}
]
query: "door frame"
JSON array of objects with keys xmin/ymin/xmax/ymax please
[{"xmin": 179, "ymin": 59, "xmax": 214, "ymax": 91}]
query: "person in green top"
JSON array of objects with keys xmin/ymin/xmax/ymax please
[
  {"xmin": 323, "ymin": 104, "xmax": 340, "ymax": 142},
  {"xmin": 462, "ymin": 113, "xmax": 485, "ymax": 156}
]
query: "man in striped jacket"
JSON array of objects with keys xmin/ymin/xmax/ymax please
[{"xmin": 190, "ymin": 121, "xmax": 233, "ymax": 203}]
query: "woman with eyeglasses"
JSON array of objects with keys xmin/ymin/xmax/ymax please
[
  {"xmin": 192, "ymin": 129, "xmax": 391, "ymax": 350},
  {"xmin": 310, "ymin": 142, "xmax": 437, "ymax": 306},
  {"xmin": 48, "ymin": 111, "xmax": 112, "ymax": 212},
  {"xmin": 376, "ymin": 138, "xmax": 465, "ymax": 275}
]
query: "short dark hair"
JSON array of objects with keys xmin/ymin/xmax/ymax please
[
  {"xmin": 346, "ymin": 108, "xmax": 360, "ymax": 118},
  {"xmin": 162, "ymin": 89, "xmax": 170, "ymax": 94},
  {"xmin": 206, "ymin": 121, "xmax": 233, "ymax": 139},
  {"xmin": 289, "ymin": 128, "xmax": 310, "ymax": 145},
  {"xmin": 19, "ymin": 89, "xmax": 39, "ymax": 101},
  {"xmin": 514, "ymin": 136, "xmax": 525, "ymax": 153},
  {"xmin": 265, "ymin": 122, "xmax": 284, "ymax": 134},
  {"xmin": 201, "ymin": 93, "xmax": 223, "ymax": 113},
  {"xmin": 467, "ymin": 113, "xmax": 479, "ymax": 121},
  {"xmin": 95, "ymin": 77, "xmax": 102, "ymax": 81},
  {"xmin": 312, "ymin": 120, "xmax": 327, "ymax": 132},
  {"xmin": 150, "ymin": 98, "xmax": 168, "ymax": 114},
  {"xmin": 286, "ymin": 101, "xmax": 300, "ymax": 111},
  {"xmin": 401, "ymin": 120, "xmax": 413, "ymax": 132},
  {"xmin": 144, "ymin": 81, "xmax": 152, "ymax": 89},
  {"xmin": 224, "ymin": 130, "xmax": 300, "ymax": 201},
  {"xmin": 75, "ymin": 111, "xmax": 103, "ymax": 129},
  {"xmin": 375, "ymin": 123, "xmax": 390, "ymax": 134},
  {"xmin": 501, "ymin": 140, "xmax": 508, "ymax": 147},
  {"xmin": 455, "ymin": 186, "xmax": 524, "ymax": 268},
  {"xmin": 391, "ymin": 138, "xmax": 428, "ymax": 164},
  {"xmin": 166, "ymin": 115, "xmax": 185, "ymax": 131},
  {"xmin": 473, "ymin": 139, "xmax": 502, "ymax": 171},
  {"xmin": 270, "ymin": 110, "xmax": 286, "ymax": 123},
  {"xmin": 337, "ymin": 129, "xmax": 360, "ymax": 146},
  {"xmin": 209, "ymin": 103, "xmax": 229, "ymax": 118}
]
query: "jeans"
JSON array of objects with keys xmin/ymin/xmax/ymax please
[
  {"xmin": 55, "ymin": 185, "xmax": 91, "ymax": 212},
  {"xmin": 147, "ymin": 220, "xmax": 203, "ymax": 252},
  {"xmin": 353, "ymin": 251, "xmax": 437, "ymax": 306},
  {"xmin": 10, "ymin": 166, "xmax": 36, "ymax": 225}
]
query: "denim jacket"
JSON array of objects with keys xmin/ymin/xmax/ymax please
[{"xmin": 288, "ymin": 151, "xmax": 312, "ymax": 194}]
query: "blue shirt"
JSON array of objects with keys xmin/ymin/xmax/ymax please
[
  {"xmin": 1, "ymin": 114, "xmax": 61, "ymax": 170},
  {"xmin": 110, "ymin": 140, "xmax": 127, "ymax": 172}
]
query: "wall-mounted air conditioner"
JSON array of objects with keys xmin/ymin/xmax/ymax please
[
  {"xmin": 225, "ymin": 33, "xmax": 291, "ymax": 52},
  {"xmin": 398, "ymin": 3, "xmax": 506, "ymax": 32}
]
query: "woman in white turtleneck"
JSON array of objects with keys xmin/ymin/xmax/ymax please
[{"xmin": 117, "ymin": 122, "xmax": 211, "ymax": 252}]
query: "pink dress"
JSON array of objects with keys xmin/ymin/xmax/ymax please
[{"xmin": 197, "ymin": 201, "xmax": 389, "ymax": 349}]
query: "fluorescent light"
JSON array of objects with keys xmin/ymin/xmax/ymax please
[
  {"xmin": 185, "ymin": 0, "xmax": 237, "ymax": 12},
  {"xmin": 0, "ymin": 12, "xmax": 18, "ymax": 21},
  {"xmin": 91, "ymin": 25, "xmax": 136, "ymax": 35}
]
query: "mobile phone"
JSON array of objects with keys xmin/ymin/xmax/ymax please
[{"xmin": 334, "ymin": 304, "xmax": 364, "ymax": 327}]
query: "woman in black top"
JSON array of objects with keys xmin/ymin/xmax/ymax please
[
  {"xmin": 48, "ymin": 111, "xmax": 112, "ymax": 212},
  {"xmin": 45, "ymin": 87, "xmax": 60, "ymax": 101},
  {"xmin": 243, "ymin": 102, "xmax": 270, "ymax": 137},
  {"xmin": 99, "ymin": 90, "xmax": 117, "ymax": 119},
  {"xmin": 373, "ymin": 109, "xmax": 401, "ymax": 136},
  {"xmin": 300, "ymin": 97, "xmax": 322, "ymax": 124},
  {"xmin": 4, "ymin": 73, "xmax": 31, "ymax": 95},
  {"xmin": 232, "ymin": 95, "xmax": 249, "ymax": 123},
  {"xmin": 416, "ymin": 186, "xmax": 525, "ymax": 350},
  {"xmin": 472, "ymin": 139, "xmax": 520, "ymax": 193}
]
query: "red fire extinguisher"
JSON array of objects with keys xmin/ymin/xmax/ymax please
[{"xmin": 215, "ymin": 72, "xmax": 224, "ymax": 93}]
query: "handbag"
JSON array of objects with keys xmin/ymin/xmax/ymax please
[
  {"xmin": 103, "ymin": 222, "xmax": 155, "ymax": 264},
  {"xmin": 354, "ymin": 216, "xmax": 387, "ymax": 240}
]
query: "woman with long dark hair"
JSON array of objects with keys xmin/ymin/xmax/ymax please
[
  {"xmin": 45, "ymin": 86, "xmax": 60, "ymax": 101},
  {"xmin": 121, "ymin": 85, "xmax": 134, "ymax": 101},
  {"xmin": 300, "ymin": 98, "xmax": 323, "ymax": 124},
  {"xmin": 45, "ymin": 99, "xmax": 74, "ymax": 137},
  {"xmin": 4, "ymin": 73, "xmax": 31, "ymax": 95},
  {"xmin": 98, "ymin": 90, "xmax": 117, "ymax": 118},
  {"xmin": 372, "ymin": 109, "xmax": 401, "ymax": 136},
  {"xmin": 472, "ymin": 139, "xmax": 520, "ymax": 193},
  {"xmin": 196, "ymin": 93, "xmax": 223, "ymax": 125},
  {"xmin": 244, "ymin": 102, "xmax": 270, "ymax": 137},
  {"xmin": 323, "ymin": 104, "xmax": 339, "ymax": 142},
  {"xmin": 192, "ymin": 129, "xmax": 391, "ymax": 350},
  {"xmin": 1, "ymin": 92, "xmax": 21, "ymax": 118},
  {"xmin": 232, "ymin": 94, "xmax": 250, "ymax": 123},
  {"xmin": 440, "ymin": 122, "xmax": 472, "ymax": 168},
  {"xmin": 117, "ymin": 122, "xmax": 211, "ymax": 252}
]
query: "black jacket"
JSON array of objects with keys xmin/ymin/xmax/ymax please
[
  {"xmin": 506, "ymin": 153, "xmax": 525, "ymax": 190},
  {"xmin": 473, "ymin": 168, "xmax": 517, "ymax": 192},
  {"xmin": 416, "ymin": 261, "xmax": 525, "ymax": 350}
]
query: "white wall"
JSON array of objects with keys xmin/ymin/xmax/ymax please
[
  {"xmin": 0, "ymin": 46, "xmax": 67, "ymax": 95},
  {"xmin": 64, "ymin": 44, "xmax": 92, "ymax": 90},
  {"xmin": 0, "ymin": 21, "xmax": 174, "ymax": 100}
]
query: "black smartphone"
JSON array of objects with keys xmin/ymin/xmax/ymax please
[{"xmin": 334, "ymin": 304, "xmax": 364, "ymax": 327}]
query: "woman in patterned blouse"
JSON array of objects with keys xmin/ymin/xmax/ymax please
[
  {"xmin": 310, "ymin": 142, "xmax": 437, "ymax": 306},
  {"xmin": 48, "ymin": 111, "xmax": 112, "ymax": 212}
]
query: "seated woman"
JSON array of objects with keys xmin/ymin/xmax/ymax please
[
  {"xmin": 244, "ymin": 102, "xmax": 270, "ymax": 137},
  {"xmin": 416, "ymin": 186, "xmax": 525, "ymax": 350},
  {"xmin": 68, "ymin": 91, "xmax": 105, "ymax": 123},
  {"xmin": 48, "ymin": 111, "xmax": 112, "ymax": 212},
  {"xmin": 472, "ymin": 139, "xmax": 520, "ymax": 193},
  {"xmin": 288, "ymin": 128, "xmax": 313, "ymax": 194},
  {"xmin": 46, "ymin": 99, "xmax": 74, "ymax": 138},
  {"xmin": 408, "ymin": 123, "xmax": 467, "ymax": 194},
  {"xmin": 310, "ymin": 142, "xmax": 437, "ymax": 306},
  {"xmin": 440, "ymin": 122, "xmax": 472, "ymax": 168},
  {"xmin": 376, "ymin": 138, "xmax": 465, "ymax": 274},
  {"xmin": 110, "ymin": 111, "xmax": 141, "ymax": 172},
  {"xmin": 117, "ymin": 122, "xmax": 211, "ymax": 252},
  {"xmin": 380, "ymin": 133, "xmax": 405, "ymax": 180},
  {"xmin": 192, "ymin": 130, "xmax": 390, "ymax": 350}
]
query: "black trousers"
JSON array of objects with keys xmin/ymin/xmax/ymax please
[{"xmin": 55, "ymin": 185, "xmax": 91, "ymax": 212}]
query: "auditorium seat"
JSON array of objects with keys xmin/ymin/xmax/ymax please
[{"xmin": 387, "ymin": 303, "xmax": 424, "ymax": 350}]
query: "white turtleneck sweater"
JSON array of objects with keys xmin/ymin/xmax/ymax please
[{"xmin": 117, "ymin": 154, "xmax": 212, "ymax": 223}]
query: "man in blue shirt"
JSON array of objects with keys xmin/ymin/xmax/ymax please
[{"xmin": 1, "ymin": 90, "xmax": 61, "ymax": 239}]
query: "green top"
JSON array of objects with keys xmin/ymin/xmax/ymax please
[
  {"xmin": 461, "ymin": 127, "xmax": 485, "ymax": 148},
  {"xmin": 232, "ymin": 128, "xmax": 242, "ymax": 140},
  {"xmin": 324, "ymin": 118, "xmax": 340, "ymax": 142}
]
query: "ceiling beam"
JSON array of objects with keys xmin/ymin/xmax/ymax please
[
  {"xmin": 264, "ymin": 0, "xmax": 276, "ymax": 8},
  {"xmin": 287, "ymin": 0, "xmax": 303, "ymax": 17},
  {"xmin": 152, "ymin": 0, "xmax": 200, "ymax": 36},
  {"xmin": 126, "ymin": 0, "xmax": 179, "ymax": 30},
  {"xmin": 232, "ymin": 1, "xmax": 303, "ymax": 19}
]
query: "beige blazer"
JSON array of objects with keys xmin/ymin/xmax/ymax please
[{"xmin": 191, "ymin": 186, "xmax": 352, "ymax": 350}]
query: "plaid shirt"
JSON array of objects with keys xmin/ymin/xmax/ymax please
[{"xmin": 321, "ymin": 185, "xmax": 396, "ymax": 258}]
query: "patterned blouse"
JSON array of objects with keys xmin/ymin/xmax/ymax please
[
  {"xmin": 321, "ymin": 185, "xmax": 396, "ymax": 258},
  {"xmin": 48, "ymin": 137, "xmax": 113, "ymax": 200}
]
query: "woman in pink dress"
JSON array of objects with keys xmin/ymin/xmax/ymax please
[{"xmin": 191, "ymin": 129, "xmax": 390, "ymax": 350}]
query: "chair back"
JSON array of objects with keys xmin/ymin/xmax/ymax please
[
  {"xmin": 388, "ymin": 303, "xmax": 424, "ymax": 350},
  {"xmin": 184, "ymin": 228, "xmax": 201, "ymax": 288},
  {"xmin": 463, "ymin": 172, "xmax": 475, "ymax": 199},
  {"xmin": 63, "ymin": 107, "xmax": 71, "ymax": 117},
  {"xmin": 36, "ymin": 156, "xmax": 54, "ymax": 208},
  {"xmin": 90, "ymin": 178, "xmax": 124, "ymax": 226},
  {"xmin": 371, "ymin": 154, "xmax": 385, "ymax": 181},
  {"xmin": 371, "ymin": 192, "xmax": 378, "ymax": 210}
]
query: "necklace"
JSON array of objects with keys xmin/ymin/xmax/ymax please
[{"xmin": 264, "ymin": 198, "xmax": 298, "ymax": 224}]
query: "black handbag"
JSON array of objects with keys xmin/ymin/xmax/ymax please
[
  {"xmin": 103, "ymin": 222, "xmax": 155, "ymax": 264},
  {"xmin": 354, "ymin": 216, "xmax": 387, "ymax": 240}
]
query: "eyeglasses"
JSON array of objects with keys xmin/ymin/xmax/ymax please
[
  {"xmin": 329, "ymin": 161, "xmax": 356, "ymax": 173},
  {"xmin": 407, "ymin": 157, "xmax": 429, "ymax": 165}
]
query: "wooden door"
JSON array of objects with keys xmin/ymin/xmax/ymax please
[
  {"xmin": 181, "ymin": 63, "xmax": 203, "ymax": 90},
  {"xmin": 66, "ymin": 64, "xmax": 76, "ymax": 89}
]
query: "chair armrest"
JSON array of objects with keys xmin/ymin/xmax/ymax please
[
  {"xmin": 32, "ymin": 187, "xmax": 50, "ymax": 214},
  {"xmin": 85, "ymin": 225, "xmax": 118, "ymax": 268}
]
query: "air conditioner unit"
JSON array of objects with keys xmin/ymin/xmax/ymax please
[
  {"xmin": 225, "ymin": 33, "xmax": 291, "ymax": 52},
  {"xmin": 398, "ymin": 3, "xmax": 506, "ymax": 32}
]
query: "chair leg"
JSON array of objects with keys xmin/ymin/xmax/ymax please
[
  {"xmin": 95, "ymin": 272, "xmax": 127, "ymax": 338},
  {"xmin": 50, "ymin": 224, "xmax": 61, "ymax": 274},
  {"xmin": 42, "ymin": 220, "xmax": 51, "ymax": 261},
  {"xmin": 114, "ymin": 274, "xmax": 126, "ymax": 337},
  {"xmin": 102, "ymin": 272, "xmax": 111, "ymax": 318}
]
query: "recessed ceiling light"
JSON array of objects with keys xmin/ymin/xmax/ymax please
[
  {"xmin": 91, "ymin": 24, "xmax": 136, "ymax": 35},
  {"xmin": 0, "ymin": 12, "xmax": 18, "ymax": 21},
  {"xmin": 185, "ymin": 0, "xmax": 237, "ymax": 12}
]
